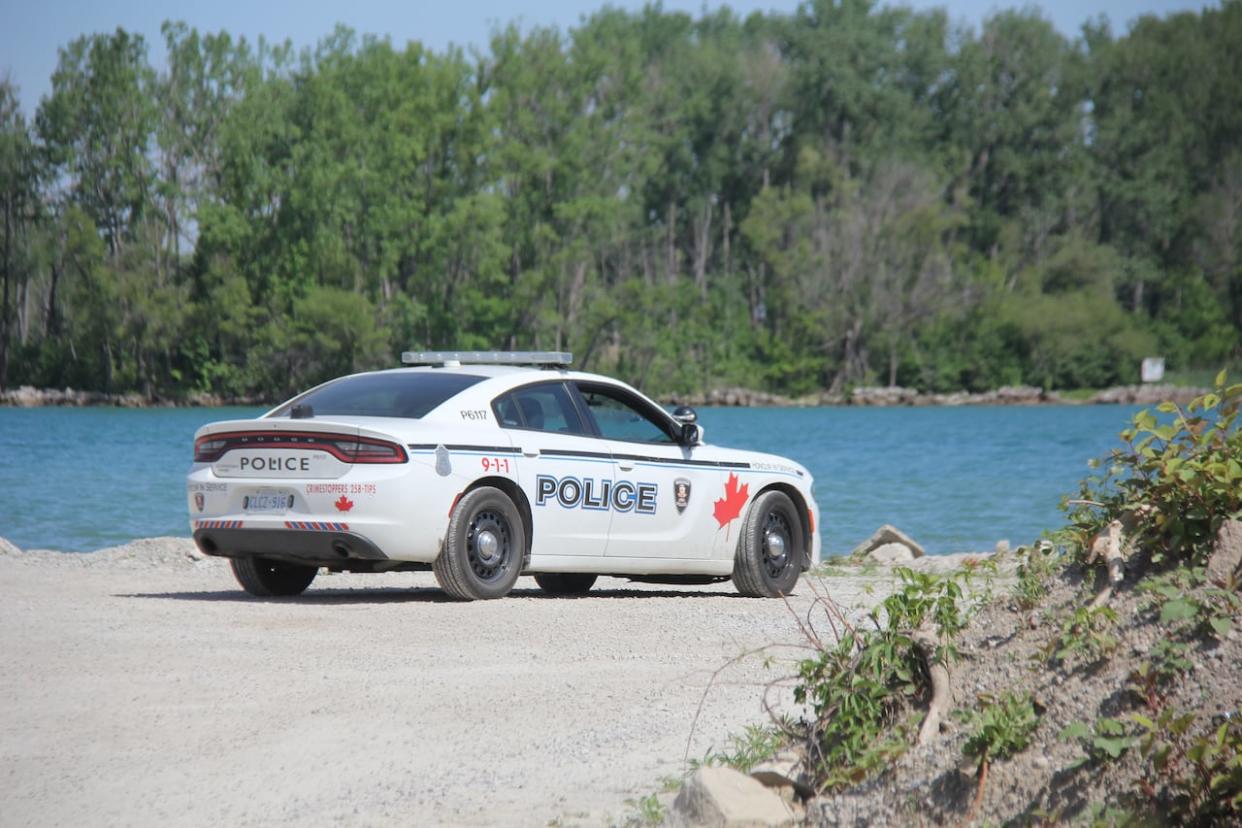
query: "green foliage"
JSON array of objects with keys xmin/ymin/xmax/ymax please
[
  {"xmin": 1014, "ymin": 543, "xmax": 1063, "ymax": 610},
  {"xmin": 690, "ymin": 723, "xmax": 786, "ymax": 774},
  {"xmin": 1044, "ymin": 605, "xmax": 1119, "ymax": 669},
  {"xmin": 3, "ymin": 5, "xmax": 1242, "ymax": 397},
  {"xmin": 1064, "ymin": 374, "xmax": 1242, "ymax": 568},
  {"xmin": 1127, "ymin": 639, "xmax": 1194, "ymax": 713},
  {"xmin": 1131, "ymin": 709, "xmax": 1242, "ymax": 823},
  {"xmin": 1139, "ymin": 567, "xmax": 1240, "ymax": 642},
  {"xmin": 1060, "ymin": 717, "xmax": 1137, "ymax": 766},
  {"xmin": 621, "ymin": 792, "xmax": 665, "ymax": 826},
  {"xmin": 959, "ymin": 691, "xmax": 1040, "ymax": 764},
  {"xmin": 1065, "ymin": 706, "xmax": 1242, "ymax": 822},
  {"xmin": 794, "ymin": 567, "xmax": 970, "ymax": 790}
]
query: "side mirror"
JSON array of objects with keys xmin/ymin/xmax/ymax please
[
  {"xmin": 680, "ymin": 422, "xmax": 702, "ymax": 447},
  {"xmin": 672, "ymin": 405, "xmax": 698, "ymax": 424}
]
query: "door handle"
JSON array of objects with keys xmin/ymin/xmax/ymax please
[
  {"xmin": 523, "ymin": 450, "xmax": 538, "ymax": 458},
  {"xmin": 618, "ymin": 462, "xmax": 634, "ymax": 471}
]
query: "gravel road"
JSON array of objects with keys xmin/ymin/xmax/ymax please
[{"xmin": 0, "ymin": 538, "xmax": 917, "ymax": 827}]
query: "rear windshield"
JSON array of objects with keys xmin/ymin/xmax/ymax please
[{"xmin": 269, "ymin": 372, "xmax": 485, "ymax": 419}]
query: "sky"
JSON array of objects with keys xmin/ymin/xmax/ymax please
[{"xmin": 0, "ymin": 0, "xmax": 1218, "ymax": 115}]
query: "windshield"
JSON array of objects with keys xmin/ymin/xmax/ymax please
[{"xmin": 268, "ymin": 372, "xmax": 485, "ymax": 419}]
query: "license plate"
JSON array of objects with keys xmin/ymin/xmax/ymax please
[{"xmin": 242, "ymin": 491, "xmax": 295, "ymax": 513}]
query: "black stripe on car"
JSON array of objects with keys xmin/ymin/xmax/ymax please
[
  {"xmin": 539, "ymin": 448, "xmax": 751, "ymax": 469},
  {"xmin": 407, "ymin": 444, "xmax": 522, "ymax": 453}
]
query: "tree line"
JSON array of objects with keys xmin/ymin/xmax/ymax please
[{"xmin": 1, "ymin": 0, "xmax": 1239, "ymax": 401}]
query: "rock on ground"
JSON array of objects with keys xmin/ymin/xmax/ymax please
[
  {"xmin": 749, "ymin": 751, "xmax": 814, "ymax": 800},
  {"xmin": 867, "ymin": 542, "xmax": 915, "ymax": 564},
  {"xmin": 850, "ymin": 524, "xmax": 926, "ymax": 560},
  {"xmin": 1207, "ymin": 518, "xmax": 1242, "ymax": 586},
  {"xmin": 669, "ymin": 766, "xmax": 795, "ymax": 827}
]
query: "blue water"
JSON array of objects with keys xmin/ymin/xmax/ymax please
[{"xmin": 0, "ymin": 404, "xmax": 1141, "ymax": 554}]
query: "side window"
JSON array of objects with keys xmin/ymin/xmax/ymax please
[
  {"xmin": 494, "ymin": 394, "xmax": 523, "ymax": 427},
  {"xmin": 493, "ymin": 384, "xmax": 586, "ymax": 434},
  {"xmin": 577, "ymin": 386, "xmax": 676, "ymax": 444}
]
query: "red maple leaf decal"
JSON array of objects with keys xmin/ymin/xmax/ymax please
[
  {"xmin": 334, "ymin": 495, "xmax": 354, "ymax": 513},
  {"xmin": 713, "ymin": 473, "xmax": 749, "ymax": 528}
]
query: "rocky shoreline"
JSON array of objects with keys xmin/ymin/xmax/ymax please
[
  {"xmin": 1, "ymin": 382, "xmax": 1209, "ymax": 409},
  {"xmin": 665, "ymin": 383, "xmax": 1209, "ymax": 408},
  {"xmin": 0, "ymin": 385, "xmax": 269, "ymax": 408}
]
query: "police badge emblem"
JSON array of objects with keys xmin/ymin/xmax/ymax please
[
  {"xmin": 194, "ymin": 492, "xmax": 205, "ymax": 512},
  {"xmin": 673, "ymin": 478, "xmax": 691, "ymax": 513}
]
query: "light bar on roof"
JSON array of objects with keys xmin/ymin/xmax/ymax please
[{"xmin": 400, "ymin": 351, "xmax": 573, "ymax": 367}]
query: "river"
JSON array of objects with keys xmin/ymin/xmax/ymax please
[{"xmin": 0, "ymin": 404, "xmax": 1141, "ymax": 553}]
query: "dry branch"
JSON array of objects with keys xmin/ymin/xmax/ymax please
[
  {"xmin": 1089, "ymin": 519, "xmax": 1126, "ymax": 608},
  {"xmin": 913, "ymin": 621, "xmax": 952, "ymax": 745}
]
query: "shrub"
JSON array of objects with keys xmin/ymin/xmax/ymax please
[
  {"xmin": 794, "ymin": 568, "xmax": 970, "ymax": 790},
  {"xmin": 1063, "ymin": 371, "xmax": 1241, "ymax": 568},
  {"xmin": 960, "ymin": 691, "xmax": 1041, "ymax": 764}
]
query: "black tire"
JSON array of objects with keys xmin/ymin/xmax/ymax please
[
  {"xmin": 230, "ymin": 556, "xmax": 318, "ymax": 597},
  {"xmin": 433, "ymin": 486, "xmax": 525, "ymax": 600},
  {"xmin": 533, "ymin": 573, "xmax": 598, "ymax": 596},
  {"xmin": 732, "ymin": 490, "xmax": 803, "ymax": 598}
]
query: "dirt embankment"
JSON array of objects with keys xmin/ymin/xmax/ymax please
[{"xmin": 808, "ymin": 562, "xmax": 1242, "ymax": 825}]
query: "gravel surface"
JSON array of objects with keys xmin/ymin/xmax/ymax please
[{"xmin": 0, "ymin": 538, "xmax": 954, "ymax": 827}]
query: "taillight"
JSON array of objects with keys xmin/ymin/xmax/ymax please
[
  {"xmin": 193, "ymin": 432, "xmax": 408, "ymax": 464},
  {"xmin": 195, "ymin": 437, "xmax": 228, "ymax": 462},
  {"xmin": 327, "ymin": 438, "xmax": 407, "ymax": 464}
]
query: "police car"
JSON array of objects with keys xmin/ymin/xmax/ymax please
[{"xmin": 187, "ymin": 352, "xmax": 821, "ymax": 600}]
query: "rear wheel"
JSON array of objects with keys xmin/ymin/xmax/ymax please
[
  {"xmin": 533, "ymin": 573, "xmax": 597, "ymax": 596},
  {"xmin": 732, "ymin": 490, "xmax": 803, "ymax": 598},
  {"xmin": 434, "ymin": 486, "xmax": 525, "ymax": 600},
  {"xmin": 230, "ymin": 556, "xmax": 318, "ymax": 597}
]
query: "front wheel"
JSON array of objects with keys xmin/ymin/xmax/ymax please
[
  {"xmin": 732, "ymin": 490, "xmax": 803, "ymax": 598},
  {"xmin": 433, "ymin": 486, "xmax": 525, "ymax": 600},
  {"xmin": 230, "ymin": 556, "xmax": 318, "ymax": 597}
]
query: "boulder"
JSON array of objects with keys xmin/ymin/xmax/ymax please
[
  {"xmin": 850, "ymin": 524, "xmax": 926, "ymax": 560},
  {"xmin": 749, "ymin": 751, "xmax": 814, "ymax": 800},
  {"xmin": 668, "ymin": 766, "xmax": 795, "ymax": 827},
  {"xmin": 0, "ymin": 536, "xmax": 21, "ymax": 556},
  {"xmin": 1207, "ymin": 518, "xmax": 1242, "ymax": 587},
  {"xmin": 868, "ymin": 542, "xmax": 915, "ymax": 564}
]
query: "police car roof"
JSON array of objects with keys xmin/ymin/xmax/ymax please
[{"xmin": 365, "ymin": 364, "xmax": 633, "ymax": 392}]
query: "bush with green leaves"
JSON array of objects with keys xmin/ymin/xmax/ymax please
[
  {"xmin": 959, "ymin": 691, "xmax": 1041, "ymax": 765},
  {"xmin": 1127, "ymin": 639, "xmax": 1194, "ymax": 713},
  {"xmin": 1131, "ymin": 708, "xmax": 1242, "ymax": 823},
  {"xmin": 1063, "ymin": 371, "xmax": 1242, "ymax": 568},
  {"xmin": 794, "ymin": 568, "xmax": 970, "ymax": 790},
  {"xmin": 1060, "ymin": 717, "xmax": 1137, "ymax": 767},
  {"xmin": 1138, "ymin": 566, "xmax": 1239, "ymax": 643}
]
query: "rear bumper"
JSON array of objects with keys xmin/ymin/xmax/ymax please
[{"xmin": 193, "ymin": 527, "xmax": 387, "ymax": 565}]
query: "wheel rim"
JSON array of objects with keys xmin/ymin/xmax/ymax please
[
  {"xmin": 467, "ymin": 509, "xmax": 512, "ymax": 583},
  {"xmin": 762, "ymin": 509, "xmax": 793, "ymax": 580}
]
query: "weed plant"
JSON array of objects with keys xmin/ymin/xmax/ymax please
[
  {"xmin": 794, "ymin": 567, "xmax": 971, "ymax": 791},
  {"xmin": 959, "ymin": 691, "xmax": 1041, "ymax": 764}
]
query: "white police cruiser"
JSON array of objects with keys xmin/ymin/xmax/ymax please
[{"xmin": 187, "ymin": 352, "xmax": 821, "ymax": 600}]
